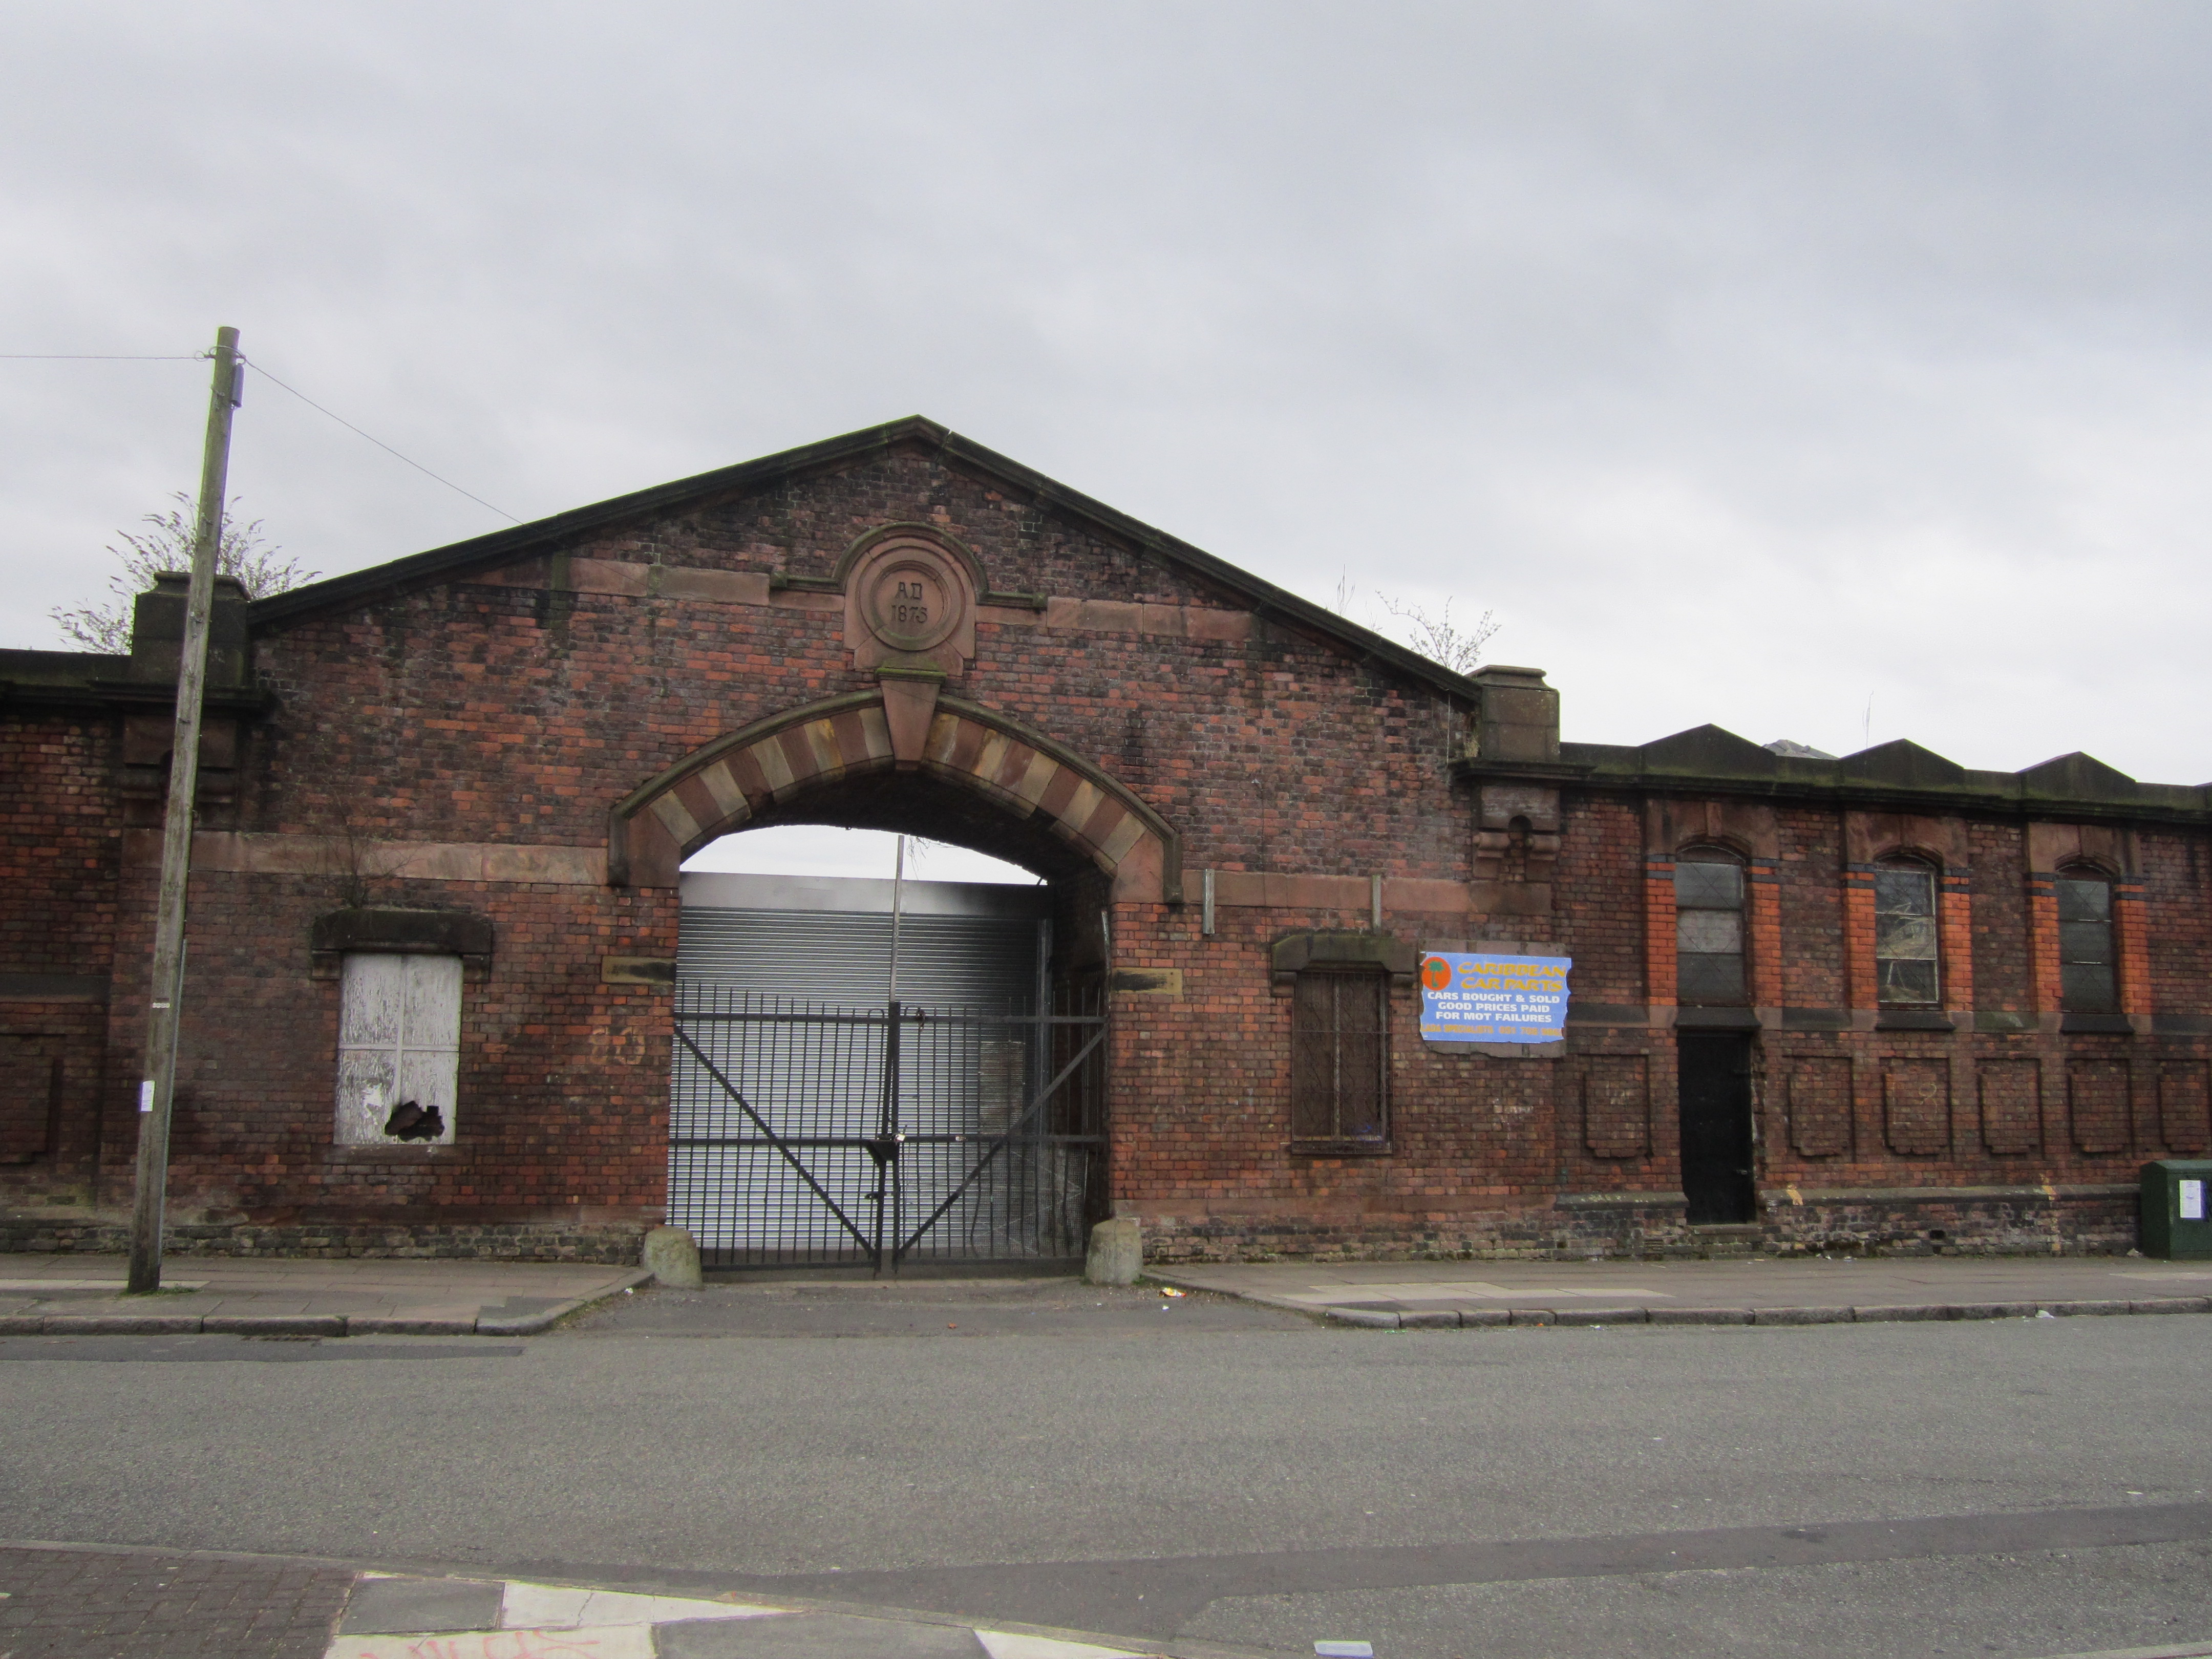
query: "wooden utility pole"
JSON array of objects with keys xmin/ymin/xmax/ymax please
[{"xmin": 126, "ymin": 326, "xmax": 242, "ymax": 1294}]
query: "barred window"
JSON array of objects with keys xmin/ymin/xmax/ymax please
[
  {"xmin": 1874, "ymin": 858, "xmax": 1940, "ymax": 1006},
  {"xmin": 1674, "ymin": 849, "xmax": 1746, "ymax": 1005},
  {"xmin": 2057, "ymin": 868, "xmax": 2118, "ymax": 1013},
  {"xmin": 1290, "ymin": 968, "xmax": 1389, "ymax": 1151}
]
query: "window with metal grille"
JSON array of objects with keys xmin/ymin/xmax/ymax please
[
  {"xmin": 1874, "ymin": 858, "xmax": 1940, "ymax": 1006},
  {"xmin": 334, "ymin": 953, "xmax": 461, "ymax": 1145},
  {"xmin": 2057, "ymin": 868, "xmax": 2118, "ymax": 1013},
  {"xmin": 1674, "ymin": 849, "xmax": 1746, "ymax": 1005},
  {"xmin": 1290, "ymin": 968, "xmax": 1389, "ymax": 1151}
]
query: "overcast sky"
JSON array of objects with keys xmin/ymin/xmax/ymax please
[{"xmin": 6, "ymin": 2, "xmax": 2208, "ymax": 789}]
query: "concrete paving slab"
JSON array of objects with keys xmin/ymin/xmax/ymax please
[
  {"xmin": 0, "ymin": 1252, "xmax": 648, "ymax": 1335},
  {"xmin": 0, "ymin": 1283, "xmax": 205, "ymax": 1301},
  {"xmin": 657, "ymin": 1611, "xmax": 991, "ymax": 1659},
  {"xmin": 337, "ymin": 1573, "xmax": 505, "ymax": 1634},
  {"xmin": 1151, "ymin": 1254, "xmax": 2212, "ymax": 1331}
]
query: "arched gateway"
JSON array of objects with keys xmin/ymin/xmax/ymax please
[{"xmin": 616, "ymin": 688, "xmax": 1180, "ymax": 1268}]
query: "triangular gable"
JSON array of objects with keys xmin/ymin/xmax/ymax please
[
  {"xmin": 2018, "ymin": 751, "xmax": 2139, "ymax": 798},
  {"xmin": 1638, "ymin": 725, "xmax": 1778, "ymax": 777},
  {"xmin": 1837, "ymin": 738, "xmax": 1967, "ymax": 791},
  {"xmin": 247, "ymin": 415, "xmax": 1479, "ymax": 702}
]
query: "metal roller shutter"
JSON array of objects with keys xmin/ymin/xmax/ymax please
[{"xmin": 678, "ymin": 907, "xmax": 1041, "ymax": 1013}]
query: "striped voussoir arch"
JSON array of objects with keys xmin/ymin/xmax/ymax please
[{"xmin": 609, "ymin": 690, "xmax": 1180, "ymax": 899}]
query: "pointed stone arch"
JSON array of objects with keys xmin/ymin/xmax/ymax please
[{"xmin": 609, "ymin": 690, "xmax": 1181, "ymax": 900}]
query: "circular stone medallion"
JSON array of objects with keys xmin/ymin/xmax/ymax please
[{"xmin": 859, "ymin": 548, "xmax": 964, "ymax": 653}]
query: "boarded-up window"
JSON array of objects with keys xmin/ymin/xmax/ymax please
[
  {"xmin": 2057, "ymin": 871, "xmax": 2118, "ymax": 1013},
  {"xmin": 1291, "ymin": 969, "xmax": 1388, "ymax": 1151},
  {"xmin": 0, "ymin": 1037, "xmax": 60, "ymax": 1163},
  {"xmin": 1674, "ymin": 852, "xmax": 1746, "ymax": 1005},
  {"xmin": 1883, "ymin": 1058, "xmax": 1949, "ymax": 1156},
  {"xmin": 1582, "ymin": 1056, "xmax": 1650, "ymax": 1159},
  {"xmin": 1788, "ymin": 1056, "xmax": 1853, "ymax": 1158},
  {"xmin": 1875, "ymin": 859, "xmax": 1941, "ymax": 1006},
  {"xmin": 1977, "ymin": 1058, "xmax": 2042, "ymax": 1156},
  {"xmin": 2068, "ymin": 1057, "xmax": 2130, "ymax": 1155},
  {"xmin": 2161, "ymin": 1061, "xmax": 2210, "ymax": 1154},
  {"xmin": 335, "ymin": 953, "xmax": 462, "ymax": 1146}
]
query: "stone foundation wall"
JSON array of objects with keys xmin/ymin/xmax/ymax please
[
  {"xmin": 1136, "ymin": 1188, "xmax": 2141, "ymax": 1263},
  {"xmin": 0, "ymin": 1217, "xmax": 646, "ymax": 1263}
]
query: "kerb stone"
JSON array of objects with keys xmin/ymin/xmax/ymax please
[
  {"xmin": 1650, "ymin": 1307, "xmax": 1751, "ymax": 1325},
  {"xmin": 1325, "ymin": 1306, "xmax": 1400, "ymax": 1328},
  {"xmin": 203, "ymin": 1314, "xmax": 346, "ymax": 1336},
  {"xmin": 44, "ymin": 1313, "xmax": 203, "ymax": 1335},
  {"xmin": 1853, "ymin": 1304, "xmax": 1951, "ymax": 1322},
  {"xmin": 1750, "ymin": 1306, "xmax": 1854, "ymax": 1326},
  {"xmin": 1552, "ymin": 1306, "xmax": 1649, "ymax": 1326}
]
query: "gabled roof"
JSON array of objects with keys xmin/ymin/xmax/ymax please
[{"xmin": 248, "ymin": 415, "xmax": 1480, "ymax": 703}]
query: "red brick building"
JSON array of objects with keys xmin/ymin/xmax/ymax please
[{"xmin": 2, "ymin": 417, "xmax": 2202, "ymax": 1263}]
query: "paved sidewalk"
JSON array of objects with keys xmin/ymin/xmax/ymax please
[
  {"xmin": 1150, "ymin": 1253, "xmax": 2212, "ymax": 1328},
  {"xmin": 0, "ymin": 1254, "xmax": 648, "ymax": 1337},
  {"xmin": 0, "ymin": 1544, "xmax": 1203, "ymax": 1659}
]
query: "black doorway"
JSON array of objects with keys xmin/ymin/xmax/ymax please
[{"xmin": 1677, "ymin": 1030, "xmax": 1757, "ymax": 1224}]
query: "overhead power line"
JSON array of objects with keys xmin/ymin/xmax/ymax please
[
  {"xmin": 238, "ymin": 355, "xmax": 522, "ymax": 525},
  {"xmin": 2, "ymin": 344, "xmax": 522, "ymax": 527}
]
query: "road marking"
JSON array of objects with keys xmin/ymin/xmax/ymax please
[{"xmin": 499, "ymin": 1581, "xmax": 784, "ymax": 1628}]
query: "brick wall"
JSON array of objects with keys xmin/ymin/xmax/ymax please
[{"xmin": 5, "ymin": 430, "xmax": 2208, "ymax": 1261}]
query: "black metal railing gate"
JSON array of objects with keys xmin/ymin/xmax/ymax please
[{"xmin": 668, "ymin": 987, "xmax": 1109, "ymax": 1269}]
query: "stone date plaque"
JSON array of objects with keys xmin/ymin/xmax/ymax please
[{"xmin": 839, "ymin": 527, "xmax": 980, "ymax": 675}]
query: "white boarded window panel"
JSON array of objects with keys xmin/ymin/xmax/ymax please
[{"xmin": 335, "ymin": 953, "xmax": 461, "ymax": 1145}]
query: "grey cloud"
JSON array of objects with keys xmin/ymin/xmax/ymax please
[{"xmin": 3, "ymin": 1, "xmax": 2207, "ymax": 780}]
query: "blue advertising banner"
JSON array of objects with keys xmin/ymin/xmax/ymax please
[{"xmin": 1418, "ymin": 950, "xmax": 1572, "ymax": 1044}]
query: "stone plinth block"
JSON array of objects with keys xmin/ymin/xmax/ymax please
[
  {"xmin": 642, "ymin": 1225, "xmax": 703, "ymax": 1290},
  {"xmin": 1084, "ymin": 1218, "xmax": 1141, "ymax": 1286}
]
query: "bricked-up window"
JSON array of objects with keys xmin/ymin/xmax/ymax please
[
  {"xmin": 1874, "ymin": 858, "xmax": 1941, "ymax": 1006},
  {"xmin": 335, "ymin": 953, "xmax": 461, "ymax": 1145},
  {"xmin": 1290, "ymin": 968, "xmax": 1389, "ymax": 1151},
  {"xmin": 2057, "ymin": 868, "xmax": 2118, "ymax": 1013},
  {"xmin": 1674, "ymin": 849, "xmax": 1746, "ymax": 1005}
]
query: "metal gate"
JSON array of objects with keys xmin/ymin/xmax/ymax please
[{"xmin": 669, "ymin": 986, "xmax": 1108, "ymax": 1269}]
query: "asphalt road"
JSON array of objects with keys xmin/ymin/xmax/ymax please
[{"xmin": 5, "ymin": 1276, "xmax": 2211, "ymax": 1659}]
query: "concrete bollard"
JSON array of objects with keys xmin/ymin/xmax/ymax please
[
  {"xmin": 642, "ymin": 1224, "xmax": 703, "ymax": 1289},
  {"xmin": 1085, "ymin": 1217, "xmax": 1142, "ymax": 1286}
]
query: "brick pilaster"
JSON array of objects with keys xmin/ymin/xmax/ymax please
[
  {"xmin": 1748, "ymin": 857, "xmax": 1783, "ymax": 1007},
  {"xmin": 1940, "ymin": 869, "xmax": 1974, "ymax": 1013},
  {"xmin": 2026, "ymin": 870, "xmax": 2063, "ymax": 1015},
  {"xmin": 1644, "ymin": 855, "xmax": 1676, "ymax": 1008},
  {"xmin": 1843, "ymin": 864, "xmax": 1878, "ymax": 1009},
  {"xmin": 2116, "ymin": 878, "xmax": 2151, "ymax": 1017}
]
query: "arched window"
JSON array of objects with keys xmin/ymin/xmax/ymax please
[
  {"xmin": 1674, "ymin": 847, "xmax": 1746, "ymax": 1006},
  {"xmin": 2056, "ymin": 865, "xmax": 2118, "ymax": 1013},
  {"xmin": 1874, "ymin": 855, "xmax": 1941, "ymax": 1006}
]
